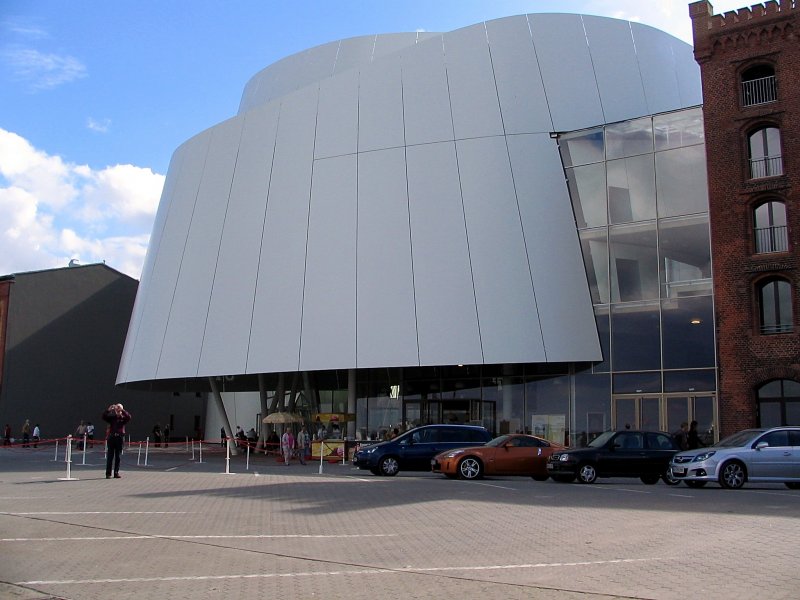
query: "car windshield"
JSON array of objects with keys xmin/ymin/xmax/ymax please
[
  {"xmin": 587, "ymin": 431, "xmax": 616, "ymax": 448},
  {"xmin": 486, "ymin": 435, "xmax": 511, "ymax": 447},
  {"xmin": 714, "ymin": 429, "xmax": 763, "ymax": 448}
]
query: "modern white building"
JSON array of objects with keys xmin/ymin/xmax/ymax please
[{"xmin": 118, "ymin": 13, "xmax": 714, "ymax": 446}]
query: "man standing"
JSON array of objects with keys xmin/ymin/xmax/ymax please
[
  {"xmin": 21, "ymin": 420, "xmax": 31, "ymax": 448},
  {"xmin": 32, "ymin": 424, "xmax": 40, "ymax": 448},
  {"xmin": 102, "ymin": 404, "xmax": 131, "ymax": 479},
  {"xmin": 86, "ymin": 422, "xmax": 95, "ymax": 448},
  {"xmin": 296, "ymin": 426, "xmax": 309, "ymax": 465}
]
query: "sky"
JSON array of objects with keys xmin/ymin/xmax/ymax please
[{"xmin": 0, "ymin": 0, "xmax": 747, "ymax": 280}]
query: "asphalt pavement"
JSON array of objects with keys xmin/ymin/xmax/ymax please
[{"xmin": 1, "ymin": 442, "xmax": 799, "ymax": 600}]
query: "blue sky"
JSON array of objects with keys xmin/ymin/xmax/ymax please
[{"xmin": 0, "ymin": 0, "xmax": 743, "ymax": 279}]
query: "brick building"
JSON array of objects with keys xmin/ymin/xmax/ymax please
[{"xmin": 691, "ymin": 0, "xmax": 800, "ymax": 435}]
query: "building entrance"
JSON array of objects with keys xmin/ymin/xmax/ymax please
[{"xmin": 612, "ymin": 394, "xmax": 717, "ymax": 444}]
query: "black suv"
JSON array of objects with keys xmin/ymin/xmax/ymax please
[
  {"xmin": 353, "ymin": 424, "xmax": 492, "ymax": 476},
  {"xmin": 547, "ymin": 430, "xmax": 681, "ymax": 485}
]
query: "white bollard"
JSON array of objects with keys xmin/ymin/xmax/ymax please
[
  {"xmin": 59, "ymin": 435, "xmax": 78, "ymax": 480},
  {"xmin": 223, "ymin": 440, "xmax": 232, "ymax": 474},
  {"xmin": 198, "ymin": 440, "xmax": 203, "ymax": 464},
  {"xmin": 82, "ymin": 434, "xmax": 87, "ymax": 465},
  {"xmin": 246, "ymin": 445, "xmax": 250, "ymax": 471},
  {"xmin": 144, "ymin": 437, "xmax": 150, "ymax": 466},
  {"xmin": 52, "ymin": 439, "xmax": 59, "ymax": 462},
  {"xmin": 185, "ymin": 436, "xmax": 189, "ymax": 452},
  {"xmin": 137, "ymin": 441, "xmax": 142, "ymax": 465},
  {"xmin": 191, "ymin": 439, "xmax": 195, "ymax": 461},
  {"xmin": 318, "ymin": 441, "xmax": 325, "ymax": 474}
]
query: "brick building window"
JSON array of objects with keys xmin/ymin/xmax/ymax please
[
  {"xmin": 757, "ymin": 380, "xmax": 800, "ymax": 427},
  {"xmin": 748, "ymin": 127, "xmax": 783, "ymax": 179},
  {"xmin": 758, "ymin": 277, "xmax": 793, "ymax": 334},
  {"xmin": 754, "ymin": 200, "xmax": 788, "ymax": 254},
  {"xmin": 741, "ymin": 65, "xmax": 777, "ymax": 107}
]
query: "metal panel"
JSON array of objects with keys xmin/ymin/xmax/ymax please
[
  {"xmin": 373, "ymin": 32, "xmax": 421, "ymax": 60},
  {"xmin": 583, "ymin": 15, "xmax": 648, "ymax": 124},
  {"xmin": 157, "ymin": 117, "xmax": 243, "ymax": 379},
  {"xmin": 506, "ymin": 133, "xmax": 602, "ymax": 362},
  {"xmin": 457, "ymin": 136, "xmax": 545, "ymax": 363},
  {"xmin": 356, "ymin": 148, "xmax": 419, "ymax": 368},
  {"xmin": 117, "ymin": 144, "xmax": 186, "ymax": 383},
  {"xmin": 671, "ymin": 36, "xmax": 703, "ymax": 108},
  {"xmin": 123, "ymin": 131, "xmax": 211, "ymax": 382},
  {"xmin": 444, "ymin": 22, "xmax": 504, "ymax": 140},
  {"xmin": 401, "ymin": 34, "xmax": 453, "ymax": 146},
  {"xmin": 315, "ymin": 69, "xmax": 359, "ymax": 159},
  {"xmin": 300, "ymin": 154, "xmax": 357, "ymax": 371},
  {"xmin": 333, "ymin": 36, "xmax": 376, "ymax": 75},
  {"xmin": 630, "ymin": 22, "xmax": 684, "ymax": 115},
  {"xmin": 529, "ymin": 13, "xmax": 604, "ymax": 132},
  {"xmin": 486, "ymin": 15, "xmax": 552, "ymax": 135},
  {"xmin": 406, "ymin": 142, "xmax": 482, "ymax": 366},
  {"xmin": 197, "ymin": 103, "xmax": 280, "ymax": 377},
  {"xmin": 248, "ymin": 87, "xmax": 318, "ymax": 373},
  {"xmin": 359, "ymin": 53, "xmax": 404, "ymax": 152}
]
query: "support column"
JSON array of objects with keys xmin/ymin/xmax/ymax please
[
  {"xmin": 209, "ymin": 377, "xmax": 237, "ymax": 456},
  {"xmin": 257, "ymin": 373, "xmax": 269, "ymax": 450},
  {"xmin": 348, "ymin": 368, "xmax": 357, "ymax": 439}
]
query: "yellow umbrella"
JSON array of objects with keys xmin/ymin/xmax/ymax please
[{"xmin": 262, "ymin": 412, "xmax": 303, "ymax": 424}]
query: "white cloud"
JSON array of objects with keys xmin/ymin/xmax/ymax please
[
  {"xmin": 3, "ymin": 47, "xmax": 87, "ymax": 91},
  {"xmin": 0, "ymin": 128, "xmax": 164, "ymax": 279},
  {"xmin": 87, "ymin": 117, "xmax": 111, "ymax": 133}
]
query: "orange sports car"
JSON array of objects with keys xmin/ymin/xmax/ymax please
[{"xmin": 431, "ymin": 433, "xmax": 563, "ymax": 480}]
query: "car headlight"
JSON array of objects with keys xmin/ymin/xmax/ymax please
[
  {"xmin": 445, "ymin": 450, "xmax": 465, "ymax": 458},
  {"xmin": 693, "ymin": 450, "xmax": 716, "ymax": 462},
  {"xmin": 559, "ymin": 454, "xmax": 571, "ymax": 462},
  {"xmin": 363, "ymin": 447, "xmax": 377, "ymax": 454}
]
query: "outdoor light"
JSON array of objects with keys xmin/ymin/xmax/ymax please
[{"xmin": 690, "ymin": 318, "xmax": 702, "ymax": 325}]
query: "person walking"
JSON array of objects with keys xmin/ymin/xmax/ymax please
[
  {"xmin": 281, "ymin": 427, "xmax": 295, "ymax": 466},
  {"xmin": 688, "ymin": 420, "xmax": 702, "ymax": 450},
  {"xmin": 673, "ymin": 422, "xmax": 689, "ymax": 451},
  {"xmin": 21, "ymin": 420, "xmax": 31, "ymax": 448},
  {"xmin": 102, "ymin": 403, "xmax": 131, "ymax": 479},
  {"xmin": 163, "ymin": 424, "xmax": 170, "ymax": 447},
  {"xmin": 152, "ymin": 423, "xmax": 162, "ymax": 447},
  {"xmin": 75, "ymin": 420, "xmax": 87, "ymax": 450},
  {"xmin": 296, "ymin": 426, "xmax": 310, "ymax": 465},
  {"xmin": 86, "ymin": 422, "xmax": 95, "ymax": 448},
  {"xmin": 3, "ymin": 424, "xmax": 10, "ymax": 446},
  {"xmin": 32, "ymin": 424, "xmax": 41, "ymax": 448}
]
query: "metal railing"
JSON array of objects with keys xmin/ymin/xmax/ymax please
[
  {"xmin": 741, "ymin": 76, "xmax": 777, "ymax": 107},
  {"xmin": 750, "ymin": 155, "xmax": 783, "ymax": 179},
  {"xmin": 754, "ymin": 225, "xmax": 788, "ymax": 254}
]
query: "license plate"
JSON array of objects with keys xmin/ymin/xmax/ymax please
[
  {"xmin": 671, "ymin": 467, "xmax": 686, "ymax": 476},
  {"xmin": 546, "ymin": 463, "xmax": 554, "ymax": 470}
]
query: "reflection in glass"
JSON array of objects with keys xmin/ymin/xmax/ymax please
[
  {"xmin": 656, "ymin": 145, "xmax": 709, "ymax": 217},
  {"xmin": 659, "ymin": 215, "xmax": 712, "ymax": 297},
  {"xmin": 754, "ymin": 200, "xmax": 788, "ymax": 253},
  {"xmin": 606, "ymin": 117, "xmax": 653, "ymax": 159},
  {"xmin": 666, "ymin": 396, "xmax": 690, "ymax": 433},
  {"xmin": 654, "ymin": 108, "xmax": 704, "ymax": 150},
  {"xmin": 560, "ymin": 128, "xmax": 604, "ymax": 167},
  {"xmin": 748, "ymin": 127, "xmax": 783, "ymax": 178},
  {"xmin": 759, "ymin": 402, "xmax": 781, "ymax": 427},
  {"xmin": 484, "ymin": 376, "xmax": 524, "ymax": 435},
  {"xmin": 611, "ymin": 302, "xmax": 661, "ymax": 371},
  {"xmin": 759, "ymin": 278, "xmax": 793, "ymax": 334},
  {"xmin": 567, "ymin": 164, "xmax": 607, "ymax": 228},
  {"xmin": 613, "ymin": 372, "xmax": 661, "ymax": 393},
  {"xmin": 580, "ymin": 228, "xmax": 609, "ymax": 304},
  {"xmin": 663, "ymin": 369, "xmax": 716, "ymax": 392},
  {"xmin": 574, "ymin": 372, "xmax": 610, "ymax": 446},
  {"xmin": 609, "ymin": 223, "xmax": 658, "ymax": 302},
  {"xmin": 607, "ymin": 154, "xmax": 656, "ymax": 223},
  {"xmin": 593, "ymin": 306, "xmax": 610, "ymax": 372},
  {"xmin": 661, "ymin": 295, "xmax": 715, "ymax": 369},
  {"xmin": 641, "ymin": 397, "xmax": 660, "ymax": 431}
]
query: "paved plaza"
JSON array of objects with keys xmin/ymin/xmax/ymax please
[{"xmin": 1, "ymin": 442, "xmax": 799, "ymax": 599}]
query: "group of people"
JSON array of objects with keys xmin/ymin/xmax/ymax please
[
  {"xmin": 279, "ymin": 425, "xmax": 310, "ymax": 466},
  {"xmin": 673, "ymin": 420, "xmax": 703, "ymax": 451},
  {"xmin": 3, "ymin": 420, "xmax": 41, "ymax": 447},
  {"xmin": 151, "ymin": 423, "xmax": 170, "ymax": 447}
]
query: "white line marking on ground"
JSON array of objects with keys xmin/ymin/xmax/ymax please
[
  {"xmin": 668, "ymin": 493, "xmax": 695, "ymax": 498},
  {"xmin": 17, "ymin": 557, "xmax": 674, "ymax": 586},
  {"xmin": 1, "ymin": 533, "xmax": 397, "ymax": 542},
  {"xmin": 468, "ymin": 482, "xmax": 517, "ymax": 490}
]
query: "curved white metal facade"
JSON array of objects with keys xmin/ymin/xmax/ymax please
[{"xmin": 117, "ymin": 13, "xmax": 701, "ymax": 385}]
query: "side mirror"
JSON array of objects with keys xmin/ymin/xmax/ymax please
[{"xmin": 755, "ymin": 441, "xmax": 769, "ymax": 451}]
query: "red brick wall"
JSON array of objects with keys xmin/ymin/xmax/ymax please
[{"xmin": 690, "ymin": 1, "xmax": 800, "ymax": 436}]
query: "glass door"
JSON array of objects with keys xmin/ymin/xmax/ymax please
[
  {"xmin": 615, "ymin": 394, "xmax": 717, "ymax": 441},
  {"xmin": 612, "ymin": 396, "xmax": 661, "ymax": 430}
]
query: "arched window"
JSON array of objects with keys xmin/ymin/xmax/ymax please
[
  {"xmin": 749, "ymin": 127, "xmax": 783, "ymax": 179},
  {"xmin": 756, "ymin": 380, "xmax": 800, "ymax": 426},
  {"xmin": 758, "ymin": 277, "xmax": 793, "ymax": 334},
  {"xmin": 741, "ymin": 64, "xmax": 777, "ymax": 107},
  {"xmin": 754, "ymin": 200, "xmax": 788, "ymax": 253}
]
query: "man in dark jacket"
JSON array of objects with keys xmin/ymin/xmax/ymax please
[{"xmin": 102, "ymin": 403, "xmax": 131, "ymax": 479}]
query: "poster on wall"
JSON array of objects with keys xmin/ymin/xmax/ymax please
[{"xmin": 531, "ymin": 414, "xmax": 566, "ymax": 445}]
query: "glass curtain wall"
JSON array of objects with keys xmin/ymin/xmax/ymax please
[{"xmin": 562, "ymin": 107, "xmax": 716, "ymax": 445}]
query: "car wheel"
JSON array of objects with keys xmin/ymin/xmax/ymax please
[
  {"xmin": 378, "ymin": 456, "xmax": 399, "ymax": 477},
  {"xmin": 458, "ymin": 457, "xmax": 483, "ymax": 480},
  {"xmin": 784, "ymin": 482, "xmax": 800, "ymax": 490},
  {"xmin": 551, "ymin": 474, "xmax": 576, "ymax": 483},
  {"xmin": 577, "ymin": 463, "xmax": 597, "ymax": 484},
  {"xmin": 719, "ymin": 460, "xmax": 746, "ymax": 489},
  {"xmin": 531, "ymin": 474, "xmax": 549, "ymax": 482},
  {"xmin": 684, "ymin": 480, "xmax": 707, "ymax": 488},
  {"xmin": 640, "ymin": 474, "xmax": 660, "ymax": 485},
  {"xmin": 662, "ymin": 471, "xmax": 681, "ymax": 486}
]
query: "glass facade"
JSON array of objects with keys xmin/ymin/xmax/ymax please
[{"xmin": 339, "ymin": 108, "xmax": 717, "ymax": 447}]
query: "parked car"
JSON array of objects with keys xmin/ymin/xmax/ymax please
[
  {"xmin": 547, "ymin": 430, "xmax": 681, "ymax": 485},
  {"xmin": 431, "ymin": 433, "xmax": 562, "ymax": 480},
  {"xmin": 353, "ymin": 424, "xmax": 492, "ymax": 476},
  {"xmin": 669, "ymin": 426, "xmax": 800, "ymax": 489}
]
